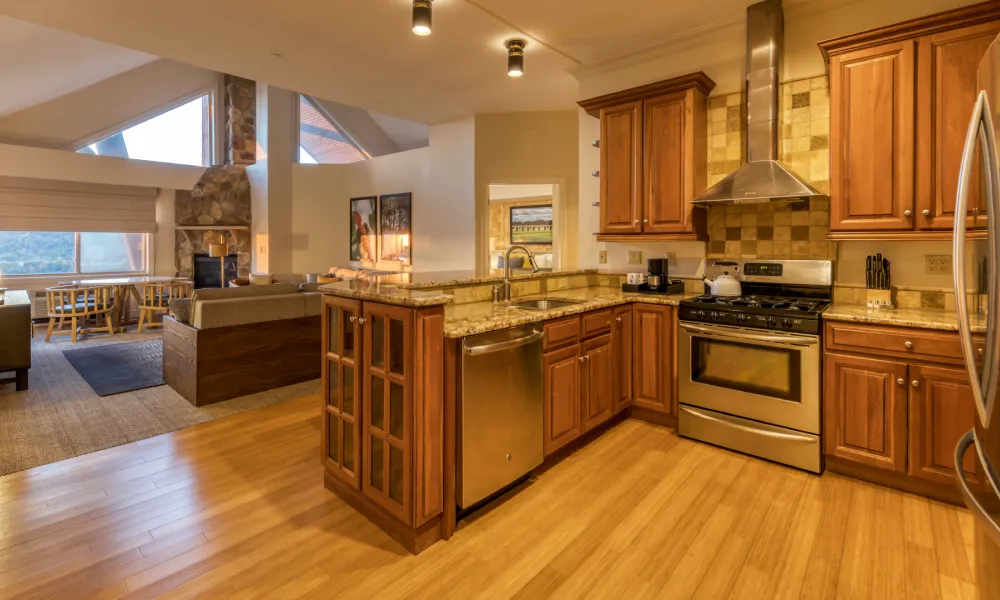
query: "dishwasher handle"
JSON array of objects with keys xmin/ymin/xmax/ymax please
[{"xmin": 465, "ymin": 330, "xmax": 544, "ymax": 356}]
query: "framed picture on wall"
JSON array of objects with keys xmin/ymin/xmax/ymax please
[
  {"xmin": 379, "ymin": 192, "xmax": 411, "ymax": 264},
  {"xmin": 510, "ymin": 205, "xmax": 553, "ymax": 245},
  {"xmin": 349, "ymin": 196, "xmax": 378, "ymax": 262}
]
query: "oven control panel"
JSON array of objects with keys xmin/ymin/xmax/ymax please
[
  {"xmin": 678, "ymin": 307, "xmax": 820, "ymax": 335},
  {"xmin": 742, "ymin": 263, "xmax": 783, "ymax": 277}
]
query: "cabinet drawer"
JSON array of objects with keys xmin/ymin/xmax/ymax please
[
  {"xmin": 544, "ymin": 316, "xmax": 581, "ymax": 351},
  {"xmin": 581, "ymin": 309, "xmax": 613, "ymax": 339},
  {"xmin": 824, "ymin": 321, "xmax": 967, "ymax": 363}
]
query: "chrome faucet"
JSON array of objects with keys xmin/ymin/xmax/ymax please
[{"xmin": 493, "ymin": 245, "xmax": 539, "ymax": 303}]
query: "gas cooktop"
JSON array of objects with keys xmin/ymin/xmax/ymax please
[{"xmin": 678, "ymin": 259, "xmax": 833, "ymax": 335}]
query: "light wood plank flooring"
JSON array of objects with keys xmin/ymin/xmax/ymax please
[{"xmin": 0, "ymin": 394, "xmax": 978, "ymax": 599}]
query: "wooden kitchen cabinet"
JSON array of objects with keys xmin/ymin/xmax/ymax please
[
  {"xmin": 908, "ymin": 364, "xmax": 982, "ymax": 487},
  {"xmin": 824, "ymin": 352, "xmax": 909, "ymax": 472},
  {"xmin": 322, "ymin": 296, "xmax": 362, "ymax": 488},
  {"xmin": 321, "ymin": 296, "xmax": 445, "ymax": 539},
  {"xmin": 827, "ymin": 41, "xmax": 916, "ymax": 233},
  {"xmin": 821, "ymin": 3, "xmax": 1000, "ymax": 239},
  {"xmin": 632, "ymin": 304, "xmax": 674, "ymax": 414},
  {"xmin": 599, "ymin": 101, "xmax": 643, "ymax": 235},
  {"xmin": 612, "ymin": 305, "xmax": 633, "ymax": 413},
  {"xmin": 579, "ymin": 72, "xmax": 714, "ymax": 242},
  {"xmin": 582, "ymin": 334, "xmax": 614, "ymax": 433},
  {"xmin": 916, "ymin": 21, "xmax": 1000, "ymax": 230},
  {"xmin": 543, "ymin": 344, "xmax": 582, "ymax": 455}
]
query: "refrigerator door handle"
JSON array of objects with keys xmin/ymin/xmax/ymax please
[
  {"xmin": 955, "ymin": 431, "xmax": 1000, "ymax": 548},
  {"xmin": 953, "ymin": 90, "xmax": 999, "ymax": 428}
]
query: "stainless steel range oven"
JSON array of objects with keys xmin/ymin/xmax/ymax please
[{"xmin": 677, "ymin": 259, "xmax": 831, "ymax": 473}]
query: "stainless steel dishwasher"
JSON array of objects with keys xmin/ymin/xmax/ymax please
[{"xmin": 460, "ymin": 325, "xmax": 544, "ymax": 508}]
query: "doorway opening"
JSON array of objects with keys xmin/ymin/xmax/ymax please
[{"xmin": 488, "ymin": 183, "xmax": 558, "ymax": 272}]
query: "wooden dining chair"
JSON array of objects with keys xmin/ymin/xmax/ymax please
[
  {"xmin": 44, "ymin": 285, "xmax": 115, "ymax": 343},
  {"xmin": 136, "ymin": 280, "xmax": 192, "ymax": 332}
]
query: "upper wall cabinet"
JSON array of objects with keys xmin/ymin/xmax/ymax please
[
  {"xmin": 579, "ymin": 73, "xmax": 715, "ymax": 242},
  {"xmin": 820, "ymin": 2, "xmax": 1000, "ymax": 240}
]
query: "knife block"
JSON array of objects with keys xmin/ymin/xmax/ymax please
[{"xmin": 866, "ymin": 289, "xmax": 893, "ymax": 310}]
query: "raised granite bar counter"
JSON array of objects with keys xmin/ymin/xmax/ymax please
[
  {"xmin": 822, "ymin": 304, "xmax": 986, "ymax": 333},
  {"xmin": 318, "ymin": 277, "xmax": 453, "ymax": 307},
  {"xmin": 443, "ymin": 286, "xmax": 699, "ymax": 338},
  {"xmin": 389, "ymin": 269, "xmax": 600, "ymax": 290}
]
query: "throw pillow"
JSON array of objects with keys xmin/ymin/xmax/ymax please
[
  {"xmin": 249, "ymin": 273, "xmax": 274, "ymax": 285},
  {"xmin": 169, "ymin": 298, "xmax": 192, "ymax": 324}
]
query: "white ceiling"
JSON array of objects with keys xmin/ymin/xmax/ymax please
[
  {"xmin": 0, "ymin": 0, "xmax": 828, "ymax": 125},
  {"xmin": 0, "ymin": 16, "xmax": 154, "ymax": 118}
]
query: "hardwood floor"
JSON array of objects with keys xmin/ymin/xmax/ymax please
[{"xmin": 0, "ymin": 394, "xmax": 978, "ymax": 599}]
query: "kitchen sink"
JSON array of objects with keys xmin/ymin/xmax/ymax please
[{"xmin": 511, "ymin": 299, "xmax": 584, "ymax": 311}]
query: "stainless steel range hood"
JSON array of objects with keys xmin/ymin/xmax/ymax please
[{"xmin": 691, "ymin": 0, "xmax": 827, "ymax": 205}]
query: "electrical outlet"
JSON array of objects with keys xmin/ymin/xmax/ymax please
[
  {"xmin": 627, "ymin": 251, "xmax": 643, "ymax": 265},
  {"xmin": 925, "ymin": 255, "xmax": 953, "ymax": 275},
  {"xmin": 666, "ymin": 252, "xmax": 676, "ymax": 262},
  {"xmin": 598, "ymin": 250, "xmax": 607, "ymax": 264}
]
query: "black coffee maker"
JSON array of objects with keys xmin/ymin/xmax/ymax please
[{"xmin": 646, "ymin": 258, "xmax": 669, "ymax": 291}]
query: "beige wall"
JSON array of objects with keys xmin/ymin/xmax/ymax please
[
  {"xmin": 291, "ymin": 119, "xmax": 477, "ymax": 275},
  {"xmin": 474, "ymin": 111, "xmax": 578, "ymax": 273},
  {"xmin": 153, "ymin": 188, "xmax": 176, "ymax": 276},
  {"xmin": 0, "ymin": 59, "xmax": 224, "ymax": 150}
]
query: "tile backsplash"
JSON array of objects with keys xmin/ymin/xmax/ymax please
[{"xmin": 705, "ymin": 76, "xmax": 832, "ymax": 261}]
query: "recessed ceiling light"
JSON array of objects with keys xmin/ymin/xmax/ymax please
[
  {"xmin": 506, "ymin": 40, "xmax": 525, "ymax": 77},
  {"xmin": 412, "ymin": 0, "xmax": 432, "ymax": 36}
]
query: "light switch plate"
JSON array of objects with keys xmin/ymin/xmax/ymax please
[
  {"xmin": 598, "ymin": 250, "xmax": 607, "ymax": 264},
  {"xmin": 666, "ymin": 252, "xmax": 676, "ymax": 262},
  {"xmin": 627, "ymin": 251, "xmax": 643, "ymax": 265},
  {"xmin": 925, "ymin": 255, "xmax": 952, "ymax": 275}
]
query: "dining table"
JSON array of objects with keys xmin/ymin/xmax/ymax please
[{"xmin": 57, "ymin": 276, "xmax": 193, "ymax": 333}]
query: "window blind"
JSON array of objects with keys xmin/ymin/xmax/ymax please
[{"xmin": 0, "ymin": 176, "xmax": 158, "ymax": 233}]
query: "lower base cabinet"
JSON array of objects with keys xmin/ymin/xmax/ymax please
[
  {"xmin": 612, "ymin": 306, "xmax": 633, "ymax": 413},
  {"xmin": 632, "ymin": 305, "xmax": 674, "ymax": 414},
  {"xmin": 543, "ymin": 344, "xmax": 583, "ymax": 455},
  {"xmin": 823, "ymin": 321, "xmax": 981, "ymax": 497},
  {"xmin": 582, "ymin": 334, "xmax": 614, "ymax": 432}
]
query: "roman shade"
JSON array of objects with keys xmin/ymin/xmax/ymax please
[{"xmin": 0, "ymin": 176, "xmax": 158, "ymax": 233}]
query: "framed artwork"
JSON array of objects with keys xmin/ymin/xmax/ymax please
[
  {"xmin": 350, "ymin": 196, "xmax": 377, "ymax": 261},
  {"xmin": 510, "ymin": 205, "xmax": 553, "ymax": 245},
  {"xmin": 379, "ymin": 192, "xmax": 411, "ymax": 264}
]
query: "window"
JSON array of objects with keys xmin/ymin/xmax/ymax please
[
  {"xmin": 298, "ymin": 95, "xmax": 367, "ymax": 164},
  {"xmin": 78, "ymin": 94, "xmax": 212, "ymax": 167},
  {"xmin": 0, "ymin": 231, "xmax": 147, "ymax": 276}
]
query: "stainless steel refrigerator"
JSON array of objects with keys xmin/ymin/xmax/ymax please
[{"xmin": 953, "ymin": 31, "xmax": 1000, "ymax": 600}]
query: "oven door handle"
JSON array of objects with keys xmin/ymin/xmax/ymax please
[{"xmin": 679, "ymin": 323, "xmax": 818, "ymax": 346}]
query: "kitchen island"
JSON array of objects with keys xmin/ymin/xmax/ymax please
[{"xmin": 317, "ymin": 271, "xmax": 696, "ymax": 553}]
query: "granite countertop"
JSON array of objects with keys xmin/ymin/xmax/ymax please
[
  {"xmin": 822, "ymin": 304, "xmax": 987, "ymax": 333},
  {"xmin": 318, "ymin": 278, "xmax": 453, "ymax": 307},
  {"xmin": 444, "ymin": 286, "xmax": 699, "ymax": 338},
  {"xmin": 390, "ymin": 269, "xmax": 599, "ymax": 290}
]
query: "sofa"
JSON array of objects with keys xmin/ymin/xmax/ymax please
[{"xmin": 162, "ymin": 283, "xmax": 323, "ymax": 406}]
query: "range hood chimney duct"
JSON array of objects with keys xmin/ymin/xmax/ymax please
[{"xmin": 691, "ymin": 0, "xmax": 827, "ymax": 205}]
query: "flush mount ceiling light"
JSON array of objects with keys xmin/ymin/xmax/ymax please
[
  {"xmin": 412, "ymin": 0, "xmax": 432, "ymax": 36},
  {"xmin": 506, "ymin": 39, "xmax": 525, "ymax": 77}
]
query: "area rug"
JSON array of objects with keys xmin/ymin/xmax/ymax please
[
  {"xmin": 0, "ymin": 331, "xmax": 321, "ymax": 476},
  {"xmin": 62, "ymin": 339, "xmax": 165, "ymax": 396}
]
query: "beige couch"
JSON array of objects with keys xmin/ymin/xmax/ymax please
[
  {"xmin": 163, "ymin": 283, "xmax": 323, "ymax": 406},
  {"xmin": 172, "ymin": 282, "xmax": 322, "ymax": 329}
]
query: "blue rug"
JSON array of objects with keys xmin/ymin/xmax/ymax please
[{"xmin": 63, "ymin": 339, "xmax": 164, "ymax": 396}]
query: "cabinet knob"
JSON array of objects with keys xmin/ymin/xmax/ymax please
[
  {"xmin": 634, "ymin": 219, "xmax": 639, "ymax": 224},
  {"xmin": 904, "ymin": 340, "xmax": 913, "ymax": 349},
  {"xmin": 592, "ymin": 170, "xmax": 600, "ymax": 177},
  {"xmin": 896, "ymin": 378, "xmax": 905, "ymax": 385},
  {"xmin": 922, "ymin": 209, "xmax": 931, "ymax": 217},
  {"xmin": 615, "ymin": 317, "xmax": 622, "ymax": 322},
  {"xmin": 349, "ymin": 316, "xmax": 356, "ymax": 323},
  {"xmin": 579, "ymin": 356, "xmax": 586, "ymax": 362},
  {"xmin": 911, "ymin": 380, "xmax": 920, "ymax": 388},
  {"xmin": 643, "ymin": 219, "xmax": 649, "ymax": 223},
  {"xmin": 592, "ymin": 140, "xmax": 600, "ymax": 148},
  {"xmin": 357, "ymin": 317, "xmax": 366, "ymax": 325},
  {"xmin": 904, "ymin": 209, "xmax": 913, "ymax": 217}
]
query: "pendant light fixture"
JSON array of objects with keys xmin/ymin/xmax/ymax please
[
  {"xmin": 506, "ymin": 39, "xmax": 525, "ymax": 77},
  {"xmin": 412, "ymin": 0, "xmax": 432, "ymax": 36}
]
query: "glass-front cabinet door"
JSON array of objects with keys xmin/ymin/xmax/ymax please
[
  {"xmin": 322, "ymin": 296, "xmax": 362, "ymax": 488},
  {"xmin": 362, "ymin": 302, "xmax": 413, "ymax": 525}
]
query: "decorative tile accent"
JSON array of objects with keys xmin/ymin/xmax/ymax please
[{"xmin": 706, "ymin": 75, "xmax": 831, "ymax": 260}]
